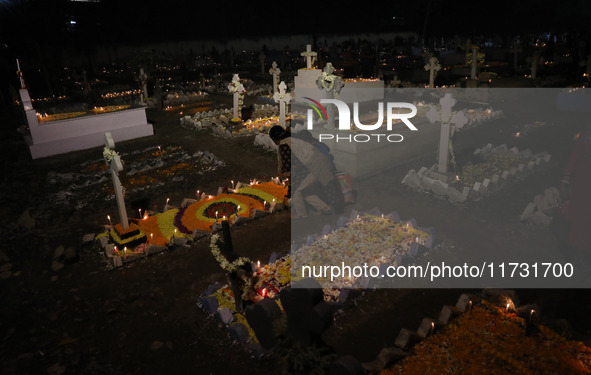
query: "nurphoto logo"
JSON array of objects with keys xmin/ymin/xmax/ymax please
[{"xmin": 304, "ymin": 98, "xmax": 418, "ymax": 143}]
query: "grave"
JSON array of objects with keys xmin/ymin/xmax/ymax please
[{"xmin": 18, "ymin": 67, "xmax": 153, "ymax": 159}]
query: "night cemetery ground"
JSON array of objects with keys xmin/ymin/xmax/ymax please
[{"xmin": 1, "ymin": 97, "xmax": 591, "ymax": 374}]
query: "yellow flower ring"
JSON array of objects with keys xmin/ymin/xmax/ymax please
[
  {"xmin": 138, "ymin": 208, "xmax": 190, "ymax": 246},
  {"xmin": 178, "ymin": 193, "xmax": 264, "ymax": 233},
  {"xmin": 236, "ymin": 181, "xmax": 289, "ymax": 204}
]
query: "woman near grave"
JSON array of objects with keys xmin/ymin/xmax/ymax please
[
  {"xmin": 269, "ymin": 126, "xmax": 343, "ymax": 219},
  {"xmin": 560, "ymin": 125, "xmax": 591, "ymax": 258}
]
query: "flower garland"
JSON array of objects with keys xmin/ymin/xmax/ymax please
[
  {"xmin": 317, "ymin": 71, "xmax": 344, "ymax": 94},
  {"xmin": 209, "ymin": 234, "xmax": 252, "ymax": 273},
  {"xmin": 102, "ymin": 147, "xmax": 120, "ymax": 163}
]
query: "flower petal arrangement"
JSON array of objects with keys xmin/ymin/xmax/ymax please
[{"xmin": 379, "ymin": 299, "xmax": 591, "ymax": 375}]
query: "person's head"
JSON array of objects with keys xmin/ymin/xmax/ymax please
[{"xmin": 269, "ymin": 125, "xmax": 289, "ymax": 145}]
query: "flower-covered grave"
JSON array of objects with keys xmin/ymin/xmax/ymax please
[{"xmin": 95, "ymin": 180, "xmax": 289, "ymax": 267}]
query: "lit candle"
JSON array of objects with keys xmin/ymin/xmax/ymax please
[
  {"xmin": 257, "ymin": 260, "xmax": 261, "ymax": 270},
  {"xmin": 124, "ymin": 247, "xmax": 127, "ymax": 257},
  {"xmin": 506, "ymin": 303, "xmax": 510, "ymax": 312},
  {"xmin": 166, "ymin": 198, "xmax": 170, "ymax": 206},
  {"xmin": 262, "ymin": 288, "xmax": 267, "ymax": 298},
  {"xmin": 139, "ymin": 209, "xmax": 142, "ymax": 218},
  {"xmin": 231, "ymin": 180, "xmax": 234, "ymax": 189},
  {"xmin": 150, "ymin": 233, "xmax": 153, "ymax": 241},
  {"xmin": 107, "ymin": 215, "xmax": 112, "ymax": 226},
  {"xmin": 215, "ymin": 211, "xmax": 218, "ymax": 220}
]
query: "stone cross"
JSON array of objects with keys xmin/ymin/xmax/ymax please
[
  {"xmin": 471, "ymin": 47, "xmax": 478, "ymax": 79},
  {"xmin": 273, "ymin": 81, "xmax": 292, "ymax": 128},
  {"xmin": 426, "ymin": 93, "xmax": 468, "ymax": 175},
  {"xmin": 259, "ymin": 51, "xmax": 266, "ymax": 75},
  {"xmin": 268, "ymin": 61, "xmax": 281, "ymax": 94},
  {"xmin": 137, "ymin": 68, "xmax": 148, "ymax": 102},
  {"xmin": 228, "ymin": 74, "xmax": 245, "ymax": 120},
  {"xmin": 317, "ymin": 62, "xmax": 344, "ymax": 129},
  {"xmin": 104, "ymin": 132, "xmax": 129, "ymax": 229},
  {"xmin": 424, "ymin": 57, "xmax": 441, "ymax": 88},
  {"xmin": 301, "ymin": 44, "xmax": 317, "ymax": 69}
]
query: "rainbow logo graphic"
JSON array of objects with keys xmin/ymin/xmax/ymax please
[{"xmin": 303, "ymin": 97, "xmax": 327, "ymax": 121}]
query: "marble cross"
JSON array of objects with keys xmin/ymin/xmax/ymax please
[
  {"xmin": 273, "ymin": 81, "xmax": 291, "ymax": 128},
  {"xmin": 424, "ymin": 57, "xmax": 441, "ymax": 88},
  {"xmin": 426, "ymin": 93, "xmax": 468, "ymax": 175},
  {"xmin": 301, "ymin": 44, "xmax": 317, "ymax": 69},
  {"xmin": 268, "ymin": 61, "xmax": 281, "ymax": 94},
  {"xmin": 228, "ymin": 74, "xmax": 245, "ymax": 120},
  {"xmin": 104, "ymin": 132, "xmax": 129, "ymax": 229}
]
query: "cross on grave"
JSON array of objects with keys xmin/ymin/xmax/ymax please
[
  {"xmin": 426, "ymin": 93, "xmax": 468, "ymax": 176},
  {"xmin": 273, "ymin": 81, "xmax": 292, "ymax": 128},
  {"xmin": 104, "ymin": 132, "xmax": 129, "ymax": 229},
  {"xmin": 259, "ymin": 51, "xmax": 266, "ymax": 75},
  {"xmin": 424, "ymin": 57, "xmax": 441, "ymax": 88},
  {"xmin": 268, "ymin": 61, "xmax": 281, "ymax": 94},
  {"xmin": 316, "ymin": 62, "xmax": 344, "ymax": 129},
  {"xmin": 228, "ymin": 74, "xmax": 245, "ymax": 120},
  {"xmin": 301, "ymin": 44, "xmax": 317, "ymax": 69},
  {"xmin": 136, "ymin": 68, "xmax": 148, "ymax": 102},
  {"xmin": 215, "ymin": 220, "xmax": 252, "ymax": 313}
]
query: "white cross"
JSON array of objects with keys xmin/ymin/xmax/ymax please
[
  {"xmin": 426, "ymin": 93, "xmax": 468, "ymax": 175},
  {"xmin": 424, "ymin": 57, "xmax": 441, "ymax": 88},
  {"xmin": 268, "ymin": 61, "xmax": 281, "ymax": 94},
  {"xmin": 273, "ymin": 81, "xmax": 292, "ymax": 128},
  {"xmin": 301, "ymin": 44, "xmax": 317, "ymax": 69},
  {"xmin": 104, "ymin": 132, "xmax": 129, "ymax": 229},
  {"xmin": 228, "ymin": 74, "xmax": 245, "ymax": 120}
]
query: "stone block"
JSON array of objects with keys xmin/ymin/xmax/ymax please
[
  {"xmin": 245, "ymin": 298, "xmax": 283, "ymax": 349},
  {"xmin": 416, "ymin": 317, "xmax": 437, "ymax": 338},
  {"xmin": 215, "ymin": 307, "xmax": 235, "ymax": 324},
  {"xmin": 438, "ymin": 305, "xmax": 462, "ymax": 324},
  {"xmin": 395, "ymin": 328, "xmax": 420, "ymax": 350}
]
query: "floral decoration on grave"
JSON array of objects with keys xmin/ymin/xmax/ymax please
[
  {"xmin": 102, "ymin": 146, "xmax": 120, "ymax": 163},
  {"xmin": 209, "ymin": 234, "xmax": 253, "ymax": 273},
  {"xmin": 379, "ymin": 299, "xmax": 591, "ymax": 375},
  {"xmin": 316, "ymin": 65, "xmax": 344, "ymax": 94}
]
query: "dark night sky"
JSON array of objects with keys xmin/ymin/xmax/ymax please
[{"xmin": 2, "ymin": 0, "xmax": 591, "ymax": 48}]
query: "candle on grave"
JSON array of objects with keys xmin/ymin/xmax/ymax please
[
  {"xmin": 139, "ymin": 209, "xmax": 142, "ymax": 218},
  {"xmin": 468, "ymin": 300, "xmax": 472, "ymax": 311},
  {"xmin": 196, "ymin": 190, "xmax": 200, "ymax": 198},
  {"xmin": 506, "ymin": 303, "xmax": 510, "ymax": 312},
  {"xmin": 257, "ymin": 260, "xmax": 261, "ymax": 270},
  {"xmin": 231, "ymin": 180, "xmax": 234, "ymax": 189},
  {"xmin": 261, "ymin": 288, "xmax": 267, "ymax": 298},
  {"xmin": 150, "ymin": 233, "xmax": 153, "ymax": 241},
  {"xmin": 166, "ymin": 198, "xmax": 170, "ymax": 206},
  {"xmin": 123, "ymin": 247, "xmax": 127, "ymax": 258},
  {"xmin": 215, "ymin": 211, "xmax": 219, "ymax": 220},
  {"xmin": 107, "ymin": 215, "xmax": 112, "ymax": 226}
]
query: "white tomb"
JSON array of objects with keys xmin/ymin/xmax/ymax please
[{"xmin": 20, "ymin": 88, "xmax": 154, "ymax": 159}]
